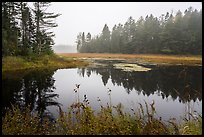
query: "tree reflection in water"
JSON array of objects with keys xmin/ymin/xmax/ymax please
[
  {"xmin": 2, "ymin": 60, "xmax": 202, "ymax": 121},
  {"xmin": 77, "ymin": 60, "xmax": 202, "ymax": 104},
  {"xmin": 2, "ymin": 69, "xmax": 60, "ymax": 121}
]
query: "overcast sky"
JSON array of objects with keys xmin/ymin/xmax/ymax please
[{"xmin": 43, "ymin": 2, "xmax": 202, "ymax": 46}]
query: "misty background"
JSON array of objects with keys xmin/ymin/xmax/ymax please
[{"xmin": 48, "ymin": 2, "xmax": 202, "ymax": 53}]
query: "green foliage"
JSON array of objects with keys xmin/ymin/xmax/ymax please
[
  {"xmin": 2, "ymin": 2, "xmax": 60, "ymax": 57},
  {"xmin": 77, "ymin": 7, "xmax": 202, "ymax": 55}
]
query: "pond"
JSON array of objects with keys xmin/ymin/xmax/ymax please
[{"xmin": 2, "ymin": 59, "xmax": 202, "ymax": 122}]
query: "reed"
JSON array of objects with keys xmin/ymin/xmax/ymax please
[{"xmin": 2, "ymin": 86, "xmax": 202, "ymax": 135}]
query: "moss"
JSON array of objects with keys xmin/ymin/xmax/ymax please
[{"xmin": 113, "ymin": 63, "xmax": 151, "ymax": 72}]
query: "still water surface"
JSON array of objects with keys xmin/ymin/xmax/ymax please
[{"xmin": 2, "ymin": 60, "xmax": 202, "ymax": 122}]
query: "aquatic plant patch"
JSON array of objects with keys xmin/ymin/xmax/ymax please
[{"xmin": 113, "ymin": 63, "xmax": 151, "ymax": 72}]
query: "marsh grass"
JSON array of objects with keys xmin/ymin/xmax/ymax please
[
  {"xmin": 2, "ymin": 54, "xmax": 89, "ymax": 72},
  {"xmin": 2, "ymin": 86, "xmax": 202, "ymax": 135},
  {"xmin": 2, "ymin": 101, "xmax": 202, "ymax": 135},
  {"xmin": 2, "ymin": 105, "xmax": 55, "ymax": 135},
  {"xmin": 58, "ymin": 53, "xmax": 202, "ymax": 66}
]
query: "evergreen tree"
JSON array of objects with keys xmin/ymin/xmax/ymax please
[
  {"xmin": 101, "ymin": 24, "xmax": 111, "ymax": 52},
  {"xmin": 76, "ymin": 32, "xmax": 82, "ymax": 52},
  {"xmin": 131, "ymin": 16, "xmax": 145, "ymax": 53},
  {"xmin": 2, "ymin": 2, "xmax": 60, "ymax": 57},
  {"xmin": 82, "ymin": 32, "xmax": 85, "ymax": 46},
  {"xmin": 86, "ymin": 32, "xmax": 91, "ymax": 42},
  {"xmin": 159, "ymin": 13, "xmax": 175, "ymax": 54},
  {"xmin": 2, "ymin": 2, "xmax": 20, "ymax": 56},
  {"xmin": 33, "ymin": 2, "xmax": 60, "ymax": 55},
  {"xmin": 19, "ymin": 2, "xmax": 36, "ymax": 56},
  {"xmin": 122, "ymin": 16, "xmax": 136, "ymax": 53},
  {"xmin": 111, "ymin": 24, "xmax": 119, "ymax": 53},
  {"xmin": 76, "ymin": 7, "xmax": 202, "ymax": 55}
]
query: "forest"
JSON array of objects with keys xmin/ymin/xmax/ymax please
[
  {"xmin": 2, "ymin": 2, "xmax": 202, "ymax": 135},
  {"xmin": 2, "ymin": 2, "xmax": 60, "ymax": 57},
  {"xmin": 2, "ymin": 3, "xmax": 202, "ymax": 56},
  {"xmin": 76, "ymin": 7, "xmax": 202, "ymax": 55}
]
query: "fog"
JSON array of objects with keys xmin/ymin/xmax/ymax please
[{"xmin": 44, "ymin": 2, "xmax": 202, "ymax": 46}]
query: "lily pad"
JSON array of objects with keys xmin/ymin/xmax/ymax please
[{"xmin": 113, "ymin": 63, "xmax": 151, "ymax": 72}]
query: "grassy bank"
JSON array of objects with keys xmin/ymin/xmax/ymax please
[
  {"xmin": 2, "ymin": 101, "xmax": 202, "ymax": 135},
  {"xmin": 3, "ymin": 53, "xmax": 201, "ymax": 72},
  {"xmin": 2, "ymin": 54, "xmax": 89, "ymax": 72},
  {"xmin": 58, "ymin": 53, "xmax": 202, "ymax": 66}
]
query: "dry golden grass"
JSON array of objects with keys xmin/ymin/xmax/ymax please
[{"xmin": 57, "ymin": 53, "xmax": 202, "ymax": 66}]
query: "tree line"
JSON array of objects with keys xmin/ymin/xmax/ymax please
[
  {"xmin": 2, "ymin": 2, "xmax": 60, "ymax": 57},
  {"xmin": 76, "ymin": 7, "xmax": 202, "ymax": 55}
]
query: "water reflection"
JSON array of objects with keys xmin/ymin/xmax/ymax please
[
  {"xmin": 2, "ymin": 60, "xmax": 202, "ymax": 121},
  {"xmin": 2, "ymin": 69, "xmax": 60, "ymax": 121},
  {"xmin": 77, "ymin": 61, "xmax": 202, "ymax": 104}
]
